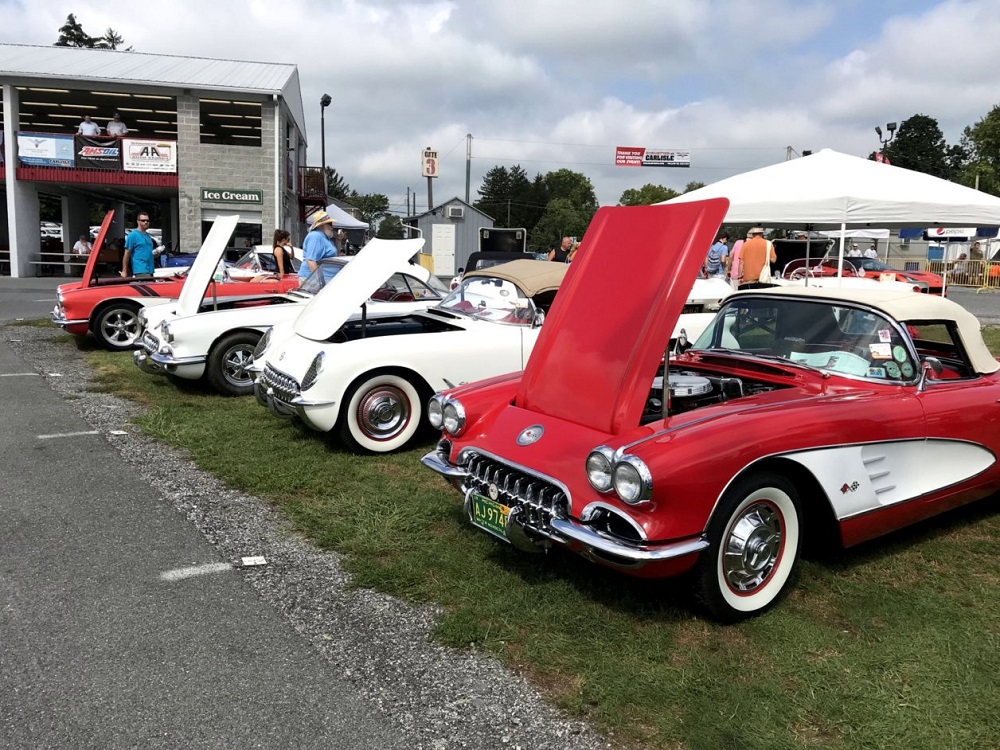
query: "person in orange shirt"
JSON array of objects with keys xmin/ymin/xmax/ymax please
[{"xmin": 738, "ymin": 227, "xmax": 777, "ymax": 289}]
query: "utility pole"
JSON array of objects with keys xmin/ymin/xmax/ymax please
[{"xmin": 465, "ymin": 133, "xmax": 472, "ymax": 204}]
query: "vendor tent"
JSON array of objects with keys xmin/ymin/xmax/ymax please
[
  {"xmin": 661, "ymin": 148, "xmax": 1000, "ymax": 230},
  {"xmin": 304, "ymin": 203, "xmax": 368, "ymax": 229}
]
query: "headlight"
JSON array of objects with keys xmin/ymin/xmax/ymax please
[
  {"xmin": 254, "ymin": 327, "xmax": 272, "ymax": 359},
  {"xmin": 138, "ymin": 309, "xmax": 148, "ymax": 328},
  {"xmin": 427, "ymin": 394, "xmax": 445, "ymax": 429},
  {"xmin": 612, "ymin": 455, "xmax": 653, "ymax": 505},
  {"xmin": 301, "ymin": 351, "xmax": 325, "ymax": 391},
  {"xmin": 442, "ymin": 399, "xmax": 466, "ymax": 436},
  {"xmin": 161, "ymin": 323, "xmax": 174, "ymax": 343},
  {"xmin": 586, "ymin": 446, "xmax": 615, "ymax": 492}
]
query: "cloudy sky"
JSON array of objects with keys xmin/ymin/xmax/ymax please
[{"xmin": 3, "ymin": 0, "xmax": 1000, "ymax": 215}]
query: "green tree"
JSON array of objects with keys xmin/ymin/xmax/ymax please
[
  {"xmin": 618, "ymin": 183, "xmax": 681, "ymax": 205},
  {"xmin": 55, "ymin": 14, "xmax": 130, "ymax": 50},
  {"xmin": 376, "ymin": 215, "xmax": 405, "ymax": 239},
  {"xmin": 684, "ymin": 181, "xmax": 706, "ymax": 193},
  {"xmin": 531, "ymin": 197, "xmax": 592, "ymax": 247},
  {"xmin": 55, "ymin": 13, "xmax": 97, "ymax": 47},
  {"xmin": 958, "ymin": 104, "xmax": 1000, "ymax": 195},
  {"xmin": 324, "ymin": 167, "xmax": 351, "ymax": 201},
  {"xmin": 543, "ymin": 168, "xmax": 599, "ymax": 214},
  {"xmin": 883, "ymin": 114, "xmax": 953, "ymax": 178},
  {"xmin": 347, "ymin": 190, "xmax": 390, "ymax": 228}
]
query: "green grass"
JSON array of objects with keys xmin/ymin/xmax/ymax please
[{"xmin": 55, "ymin": 327, "xmax": 1000, "ymax": 749}]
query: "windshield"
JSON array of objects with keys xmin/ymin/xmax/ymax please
[
  {"xmin": 692, "ymin": 296, "xmax": 919, "ymax": 381},
  {"xmin": 298, "ymin": 258, "xmax": 349, "ymax": 294},
  {"xmin": 232, "ymin": 249, "xmax": 301, "ymax": 274},
  {"xmin": 438, "ymin": 275, "xmax": 535, "ymax": 325}
]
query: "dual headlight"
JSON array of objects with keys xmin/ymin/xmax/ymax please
[
  {"xmin": 427, "ymin": 394, "xmax": 466, "ymax": 436},
  {"xmin": 253, "ymin": 327, "xmax": 272, "ymax": 359},
  {"xmin": 160, "ymin": 322, "xmax": 174, "ymax": 343},
  {"xmin": 586, "ymin": 446, "xmax": 653, "ymax": 505},
  {"xmin": 301, "ymin": 351, "xmax": 325, "ymax": 391}
]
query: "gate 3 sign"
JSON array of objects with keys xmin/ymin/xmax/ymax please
[{"xmin": 201, "ymin": 188, "xmax": 263, "ymax": 205}]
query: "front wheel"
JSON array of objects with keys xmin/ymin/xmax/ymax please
[
  {"xmin": 206, "ymin": 331, "xmax": 261, "ymax": 396},
  {"xmin": 693, "ymin": 472, "xmax": 801, "ymax": 622},
  {"xmin": 93, "ymin": 301, "xmax": 142, "ymax": 350},
  {"xmin": 338, "ymin": 372, "xmax": 423, "ymax": 453}
]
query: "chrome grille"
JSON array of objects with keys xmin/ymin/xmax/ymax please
[
  {"xmin": 465, "ymin": 452, "xmax": 568, "ymax": 532},
  {"xmin": 141, "ymin": 331, "xmax": 158, "ymax": 354},
  {"xmin": 260, "ymin": 363, "xmax": 301, "ymax": 403}
]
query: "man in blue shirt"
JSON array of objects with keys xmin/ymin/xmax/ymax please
[
  {"xmin": 122, "ymin": 212, "xmax": 157, "ymax": 277},
  {"xmin": 298, "ymin": 210, "xmax": 339, "ymax": 283}
]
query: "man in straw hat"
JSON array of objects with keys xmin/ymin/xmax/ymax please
[
  {"xmin": 299, "ymin": 209, "xmax": 339, "ymax": 282},
  {"xmin": 737, "ymin": 227, "xmax": 777, "ymax": 290}
]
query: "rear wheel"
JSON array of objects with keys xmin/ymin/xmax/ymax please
[
  {"xmin": 93, "ymin": 301, "xmax": 142, "ymax": 350},
  {"xmin": 206, "ymin": 331, "xmax": 261, "ymax": 396},
  {"xmin": 693, "ymin": 472, "xmax": 801, "ymax": 622},
  {"xmin": 338, "ymin": 372, "xmax": 423, "ymax": 453}
]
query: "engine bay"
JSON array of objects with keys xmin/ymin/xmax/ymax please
[{"xmin": 641, "ymin": 366, "xmax": 790, "ymax": 423}]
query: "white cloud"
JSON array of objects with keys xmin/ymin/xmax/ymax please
[{"xmin": 3, "ymin": 0, "xmax": 1000, "ymax": 208}]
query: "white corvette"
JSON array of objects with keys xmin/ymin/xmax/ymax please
[
  {"xmin": 134, "ymin": 234, "xmax": 444, "ymax": 396},
  {"xmin": 251, "ymin": 252, "xmax": 727, "ymax": 454}
]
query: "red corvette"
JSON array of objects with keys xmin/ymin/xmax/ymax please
[
  {"xmin": 423, "ymin": 203, "xmax": 1000, "ymax": 621},
  {"xmin": 786, "ymin": 255, "xmax": 944, "ymax": 295},
  {"xmin": 52, "ymin": 213, "xmax": 300, "ymax": 350}
]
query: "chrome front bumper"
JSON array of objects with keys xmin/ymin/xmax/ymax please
[
  {"xmin": 133, "ymin": 349, "xmax": 163, "ymax": 375},
  {"xmin": 420, "ymin": 447, "xmax": 708, "ymax": 566}
]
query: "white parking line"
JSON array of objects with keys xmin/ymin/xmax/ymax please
[
  {"xmin": 0, "ymin": 373, "xmax": 39, "ymax": 378},
  {"xmin": 159, "ymin": 562, "xmax": 233, "ymax": 582},
  {"xmin": 36, "ymin": 430, "xmax": 99, "ymax": 439}
]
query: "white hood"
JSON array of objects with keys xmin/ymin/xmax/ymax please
[
  {"xmin": 292, "ymin": 237, "xmax": 425, "ymax": 341},
  {"xmin": 174, "ymin": 215, "xmax": 240, "ymax": 317}
]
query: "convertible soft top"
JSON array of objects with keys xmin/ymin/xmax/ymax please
[
  {"xmin": 734, "ymin": 285, "xmax": 1000, "ymax": 374},
  {"xmin": 464, "ymin": 259, "xmax": 568, "ymax": 297}
]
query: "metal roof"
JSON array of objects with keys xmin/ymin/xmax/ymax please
[{"xmin": 0, "ymin": 43, "xmax": 305, "ymax": 140}]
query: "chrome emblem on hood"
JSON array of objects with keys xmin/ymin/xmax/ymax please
[{"xmin": 517, "ymin": 425, "xmax": 544, "ymax": 446}]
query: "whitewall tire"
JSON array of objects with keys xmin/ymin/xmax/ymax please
[{"xmin": 338, "ymin": 372, "xmax": 423, "ymax": 454}]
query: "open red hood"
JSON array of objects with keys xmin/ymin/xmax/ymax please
[
  {"xmin": 516, "ymin": 200, "xmax": 728, "ymax": 435},
  {"xmin": 80, "ymin": 210, "xmax": 115, "ymax": 286}
]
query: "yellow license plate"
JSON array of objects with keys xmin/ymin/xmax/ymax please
[{"xmin": 469, "ymin": 492, "xmax": 510, "ymax": 541}]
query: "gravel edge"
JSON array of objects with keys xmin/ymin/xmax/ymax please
[{"xmin": 9, "ymin": 325, "xmax": 617, "ymax": 750}]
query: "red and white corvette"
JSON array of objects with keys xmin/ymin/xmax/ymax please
[
  {"xmin": 422, "ymin": 202, "xmax": 1000, "ymax": 622},
  {"xmin": 52, "ymin": 213, "xmax": 299, "ymax": 350}
]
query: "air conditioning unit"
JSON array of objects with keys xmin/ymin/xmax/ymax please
[{"xmin": 447, "ymin": 206, "xmax": 465, "ymax": 219}]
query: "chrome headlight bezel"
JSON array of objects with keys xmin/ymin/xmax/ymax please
[
  {"xmin": 586, "ymin": 446, "xmax": 616, "ymax": 493},
  {"xmin": 161, "ymin": 322, "xmax": 174, "ymax": 343},
  {"xmin": 301, "ymin": 351, "xmax": 325, "ymax": 391},
  {"xmin": 137, "ymin": 308, "xmax": 148, "ymax": 328},
  {"xmin": 442, "ymin": 399, "xmax": 466, "ymax": 436},
  {"xmin": 612, "ymin": 455, "xmax": 653, "ymax": 505},
  {"xmin": 253, "ymin": 326, "xmax": 272, "ymax": 359},
  {"xmin": 427, "ymin": 394, "xmax": 446, "ymax": 430}
]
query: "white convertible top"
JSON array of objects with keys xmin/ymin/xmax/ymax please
[{"xmin": 733, "ymin": 285, "xmax": 999, "ymax": 374}]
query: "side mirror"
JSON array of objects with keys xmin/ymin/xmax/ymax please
[
  {"xmin": 917, "ymin": 357, "xmax": 943, "ymax": 391},
  {"xmin": 532, "ymin": 310, "xmax": 546, "ymax": 328}
]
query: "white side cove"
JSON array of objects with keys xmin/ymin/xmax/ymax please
[{"xmin": 785, "ymin": 439, "xmax": 995, "ymax": 520}]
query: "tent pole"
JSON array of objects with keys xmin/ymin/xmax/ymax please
[{"xmin": 837, "ymin": 222, "xmax": 846, "ymax": 288}]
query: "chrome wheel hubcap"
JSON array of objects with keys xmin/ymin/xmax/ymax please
[
  {"xmin": 223, "ymin": 346, "xmax": 254, "ymax": 386},
  {"xmin": 103, "ymin": 311, "xmax": 138, "ymax": 344},
  {"xmin": 723, "ymin": 501, "xmax": 782, "ymax": 593},
  {"xmin": 357, "ymin": 385, "xmax": 409, "ymax": 440}
]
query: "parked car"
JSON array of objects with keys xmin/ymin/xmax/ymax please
[
  {"xmin": 52, "ymin": 214, "xmax": 299, "ymax": 350},
  {"xmin": 134, "ymin": 238, "xmax": 445, "ymax": 396},
  {"xmin": 420, "ymin": 202, "xmax": 1000, "ymax": 622},
  {"xmin": 449, "ymin": 251, "xmax": 535, "ymax": 289},
  {"xmin": 783, "ymin": 255, "xmax": 940, "ymax": 294}
]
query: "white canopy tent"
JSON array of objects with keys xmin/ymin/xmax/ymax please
[
  {"xmin": 662, "ymin": 149, "xmax": 1000, "ymax": 278},
  {"xmin": 303, "ymin": 203, "xmax": 368, "ymax": 229}
]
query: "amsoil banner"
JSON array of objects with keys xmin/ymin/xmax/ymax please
[
  {"xmin": 17, "ymin": 132, "xmax": 75, "ymax": 167},
  {"xmin": 122, "ymin": 138, "xmax": 177, "ymax": 173},
  {"xmin": 75, "ymin": 136, "xmax": 121, "ymax": 170},
  {"xmin": 615, "ymin": 146, "xmax": 690, "ymax": 168}
]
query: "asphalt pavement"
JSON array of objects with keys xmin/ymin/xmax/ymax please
[{"xmin": 0, "ymin": 333, "xmax": 409, "ymax": 748}]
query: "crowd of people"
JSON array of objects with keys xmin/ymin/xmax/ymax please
[
  {"xmin": 701, "ymin": 228, "xmax": 778, "ymax": 290},
  {"xmin": 76, "ymin": 112, "xmax": 129, "ymax": 137}
]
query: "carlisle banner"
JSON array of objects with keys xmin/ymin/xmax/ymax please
[
  {"xmin": 122, "ymin": 138, "xmax": 177, "ymax": 173},
  {"xmin": 75, "ymin": 136, "xmax": 121, "ymax": 170},
  {"xmin": 615, "ymin": 146, "xmax": 690, "ymax": 168},
  {"xmin": 17, "ymin": 132, "xmax": 75, "ymax": 167}
]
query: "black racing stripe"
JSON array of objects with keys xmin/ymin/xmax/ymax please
[{"xmin": 134, "ymin": 285, "xmax": 161, "ymax": 297}]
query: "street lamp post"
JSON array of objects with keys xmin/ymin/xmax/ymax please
[
  {"xmin": 320, "ymin": 93, "xmax": 331, "ymax": 198},
  {"xmin": 875, "ymin": 121, "xmax": 897, "ymax": 161}
]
